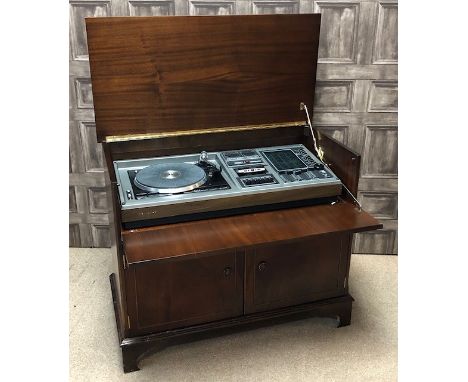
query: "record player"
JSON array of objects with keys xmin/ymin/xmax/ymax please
[
  {"xmin": 114, "ymin": 143, "xmax": 342, "ymax": 228},
  {"xmin": 85, "ymin": 14, "xmax": 382, "ymax": 373}
]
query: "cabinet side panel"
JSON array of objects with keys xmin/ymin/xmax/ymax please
[
  {"xmin": 304, "ymin": 129, "xmax": 361, "ymax": 197},
  {"xmin": 343, "ymin": 233, "xmax": 353, "ymax": 292},
  {"xmin": 106, "ymin": 176, "xmax": 128, "ymax": 338}
]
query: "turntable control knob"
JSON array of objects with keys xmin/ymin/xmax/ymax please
[
  {"xmin": 199, "ymin": 151, "xmax": 208, "ymax": 163},
  {"xmin": 258, "ymin": 261, "xmax": 267, "ymax": 272}
]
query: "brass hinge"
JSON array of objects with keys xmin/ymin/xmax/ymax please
[
  {"xmin": 127, "ymin": 315, "xmax": 131, "ymax": 329},
  {"xmin": 344, "ymin": 277, "xmax": 348, "ymax": 289},
  {"xmin": 103, "ymin": 121, "xmax": 305, "ymax": 143},
  {"xmin": 341, "ymin": 183, "xmax": 362, "ymax": 211},
  {"xmin": 120, "ymin": 239, "xmax": 128, "ymax": 270}
]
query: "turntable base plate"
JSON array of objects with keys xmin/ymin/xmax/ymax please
[{"xmin": 135, "ymin": 163, "xmax": 207, "ymax": 193}]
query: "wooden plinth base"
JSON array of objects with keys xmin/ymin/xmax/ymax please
[{"xmin": 110, "ymin": 273, "xmax": 354, "ymax": 373}]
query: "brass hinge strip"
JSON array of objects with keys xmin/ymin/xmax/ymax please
[
  {"xmin": 103, "ymin": 121, "xmax": 306, "ymax": 143},
  {"xmin": 120, "ymin": 239, "xmax": 128, "ymax": 270}
]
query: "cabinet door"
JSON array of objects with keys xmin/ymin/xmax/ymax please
[
  {"xmin": 245, "ymin": 235, "xmax": 349, "ymax": 314},
  {"xmin": 126, "ymin": 250, "xmax": 243, "ymax": 335}
]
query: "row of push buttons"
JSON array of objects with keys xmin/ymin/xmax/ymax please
[
  {"xmin": 281, "ymin": 171, "xmax": 317, "ymax": 183},
  {"xmin": 242, "ymin": 175, "xmax": 276, "ymax": 186},
  {"xmin": 293, "ymin": 148, "xmax": 322, "ymax": 169}
]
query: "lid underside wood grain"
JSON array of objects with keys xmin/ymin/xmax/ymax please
[{"xmin": 85, "ymin": 15, "xmax": 321, "ymax": 142}]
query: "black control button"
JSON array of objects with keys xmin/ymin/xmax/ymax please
[
  {"xmin": 282, "ymin": 174, "xmax": 294, "ymax": 182},
  {"xmin": 242, "ymin": 175, "xmax": 275, "ymax": 186},
  {"xmin": 294, "ymin": 169, "xmax": 307, "ymax": 174}
]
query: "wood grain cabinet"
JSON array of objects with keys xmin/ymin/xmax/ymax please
[
  {"xmin": 84, "ymin": 15, "xmax": 384, "ymax": 373},
  {"xmin": 245, "ymin": 235, "xmax": 348, "ymax": 314},
  {"xmin": 124, "ymin": 233, "xmax": 351, "ymax": 335},
  {"xmin": 105, "ymin": 131, "xmax": 383, "ymax": 372},
  {"xmin": 112, "ymin": 168, "xmax": 381, "ymax": 372},
  {"xmin": 126, "ymin": 250, "xmax": 244, "ymax": 335}
]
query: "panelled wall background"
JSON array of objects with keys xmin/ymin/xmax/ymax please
[{"xmin": 69, "ymin": 0, "xmax": 398, "ymax": 254}]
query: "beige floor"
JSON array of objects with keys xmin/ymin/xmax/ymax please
[{"xmin": 70, "ymin": 248, "xmax": 397, "ymax": 382}]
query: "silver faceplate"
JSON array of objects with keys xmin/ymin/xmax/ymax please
[{"xmin": 113, "ymin": 144, "xmax": 342, "ymax": 211}]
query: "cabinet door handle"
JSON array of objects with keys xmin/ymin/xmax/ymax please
[
  {"xmin": 258, "ymin": 261, "xmax": 267, "ymax": 272},
  {"xmin": 224, "ymin": 266, "xmax": 232, "ymax": 277}
]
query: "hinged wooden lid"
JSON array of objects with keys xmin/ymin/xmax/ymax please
[{"xmin": 85, "ymin": 14, "xmax": 321, "ymax": 143}]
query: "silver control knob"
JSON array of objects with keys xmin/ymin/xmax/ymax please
[{"xmin": 199, "ymin": 151, "xmax": 208, "ymax": 163}]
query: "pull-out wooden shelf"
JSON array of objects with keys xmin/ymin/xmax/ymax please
[{"xmin": 122, "ymin": 200, "xmax": 380, "ymax": 264}]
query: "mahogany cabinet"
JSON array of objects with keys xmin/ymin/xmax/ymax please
[
  {"xmin": 244, "ymin": 234, "xmax": 349, "ymax": 314},
  {"xmin": 123, "ymin": 233, "xmax": 350, "ymax": 337},
  {"xmin": 98, "ymin": 124, "xmax": 383, "ymax": 373},
  {"xmin": 125, "ymin": 250, "xmax": 244, "ymax": 335},
  {"xmin": 101, "ymin": 129, "xmax": 382, "ymax": 372},
  {"xmin": 84, "ymin": 14, "xmax": 384, "ymax": 373},
  {"xmin": 108, "ymin": 178, "xmax": 381, "ymax": 372}
]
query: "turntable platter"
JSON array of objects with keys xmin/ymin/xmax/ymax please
[{"xmin": 134, "ymin": 163, "xmax": 207, "ymax": 193}]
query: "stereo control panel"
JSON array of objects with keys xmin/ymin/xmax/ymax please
[
  {"xmin": 220, "ymin": 144, "xmax": 336, "ymax": 189},
  {"xmin": 114, "ymin": 144, "xmax": 342, "ymax": 221}
]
